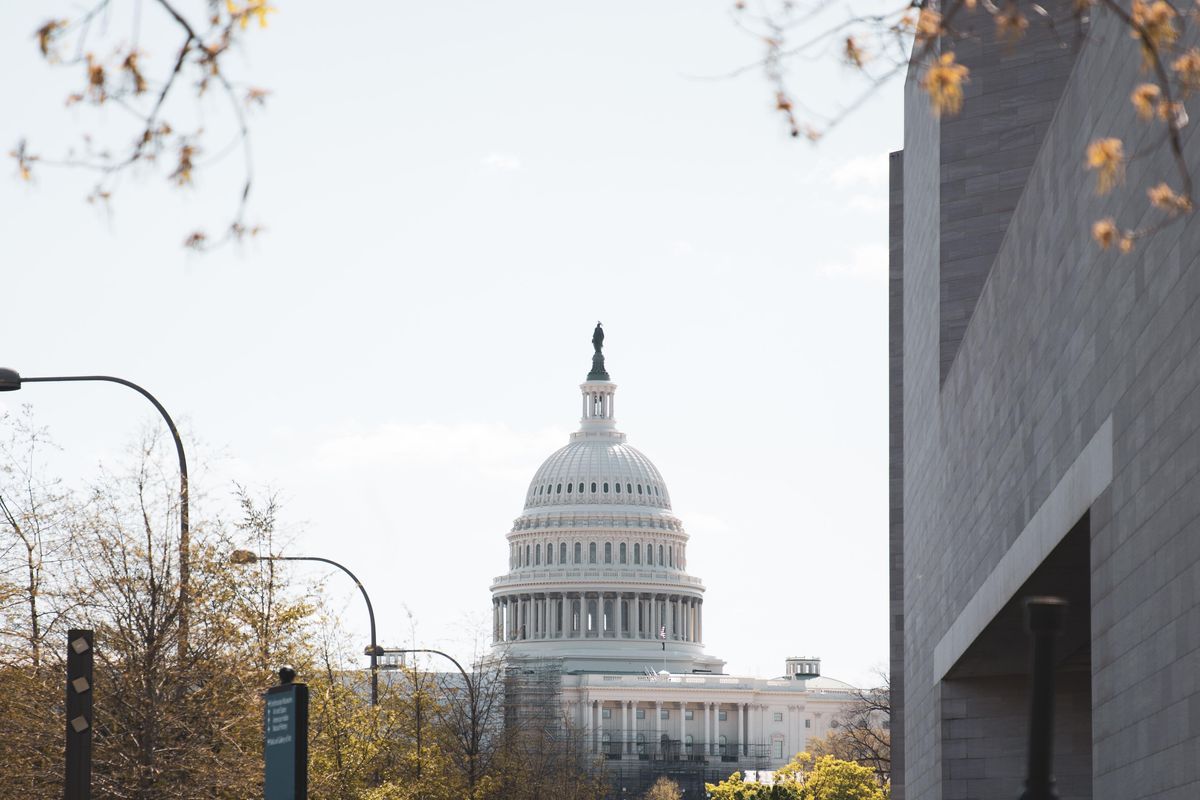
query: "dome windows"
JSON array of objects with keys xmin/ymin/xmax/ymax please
[
  {"xmin": 591, "ymin": 482, "xmax": 597, "ymax": 493},
  {"xmin": 588, "ymin": 542, "xmax": 597, "ymax": 563},
  {"xmin": 633, "ymin": 543, "xmax": 641, "ymax": 564},
  {"xmin": 555, "ymin": 483, "xmax": 562, "ymax": 494},
  {"xmin": 566, "ymin": 483, "xmax": 573, "ymax": 494},
  {"xmin": 626, "ymin": 483, "xmax": 633, "ymax": 494},
  {"xmin": 637, "ymin": 484, "xmax": 643, "ymax": 495},
  {"xmin": 619, "ymin": 543, "xmax": 627, "ymax": 563},
  {"xmin": 574, "ymin": 542, "xmax": 582, "ymax": 563},
  {"xmin": 560, "ymin": 542, "xmax": 567, "ymax": 563},
  {"xmin": 603, "ymin": 482, "xmax": 609, "ymax": 493}
]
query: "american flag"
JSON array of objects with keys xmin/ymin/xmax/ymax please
[{"xmin": 659, "ymin": 625, "xmax": 666, "ymax": 639}]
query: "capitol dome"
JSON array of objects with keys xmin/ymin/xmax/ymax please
[
  {"xmin": 490, "ymin": 324, "xmax": 722, "ymax": 674},
  {"xmin": 523, "ymin": 440, "xmax": 672, "ymax": 511}
]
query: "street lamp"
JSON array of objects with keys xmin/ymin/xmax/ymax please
[
  {"xmin": 231, "ymin": 550, "xmax": 382, "ymax": 706},
  {"xmin": 387, "ymin": 648, "xmax": 480, "ymax": 799},
  {"xmin": 0, "ymin": 369, "xmax": 192, "ymax": 660}
]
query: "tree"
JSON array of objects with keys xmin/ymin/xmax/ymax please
[
  {"xmin": 16, "ymin": 0, "xmax": 272, "ymax": 249},
  {"xmin": 644, "ymin": 776, "xmax": 684, "ymax": 800},
  {"xmin": 730, "ymin": 0, "xmax": 1197, "ymax": 251},
  {"xmin": 707, "ymin": 754, "xmax": 887, "ymax": 800},
  {"xmin": 808, "ymin": 674, "xmax": 890, "ymax": 787}
]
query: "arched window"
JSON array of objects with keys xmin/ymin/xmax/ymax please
[
  {"xmin": 685, "ymin": 734, "xmax": 694, "ymax": 752},
  {"xmin": 647, "ymin": 545, "xmax": 654, "ymax": 566},
  {"xmin": 574, "ymin": 542, "xmax": 582, "ymax": 563},
  {"xmin": 525, "ymin": 545, "xmax": 530, "ymax": 566},
  {"xmin": 659, "ymin": 545, "xmax": 664, "ymax": 566},
  {"xmin": 566, "ymin": 482, "xmax": 572, "ymax": 494},
  {"xmin": 637, "ymin": 484, "xmax": 643, "ymax": 495},
  {"xmin": 538, "ymin": 486, "xmax": 543, "ymax": 495},
  {"xmin": 620, "ymin": 543, "xmax": 627, "ymax": 563},
  {"xmin": 615, "ymin": 482, "xmax": 621, "ymax": 494},
  {"xmin": 589, "ymin": 542, "xmax": 597, "ymax": 563},
  {"xmin": 669, "ymin": 546, "xmax": 673, "ymax": 567},
  {"xmin": 555, "ymin": 483, "xmax": 562, "ymax": 494},
  {"xmin": 591, "ymin": 482, "xmax": 597, "ymax": 492},
  {"xmin": 634, "ymin": 543, "xmax": 641, "ymax": 564},
  {"xmin": 603, "ymin": 482, "xmax": 609, "ymax": 493},
  {"xmin": 546, "ymin": 543, "xmax": 553, "ymax": 565},
  {"xmin": 578, "ymin": 482, "xmax": 584, "ymax": 493},
  {"xmin": 654, "ymin": 486, "xmax": 660, "ymax": 496},
  {"xmin": 719, "ymin": 735, "xmax": 728, "ymax": 754},
  {"xmin": 535, "ymin": 544, "xmax": 541, "ymax": 565},
  {"xmin": 626, "ymin": 483, "xmax": 633, "ymax": 493},
  {"xmin": 604, "ymin": 542, "xmax": 612, "ymax": 563},
  {"xmin": 560, "ymin": 542, "xmax": 567, "ymax": 563}
]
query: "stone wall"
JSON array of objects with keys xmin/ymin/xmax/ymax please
[{"xmin": 894, "ymin": 7, "xmax": 1200, "ymax": 798}]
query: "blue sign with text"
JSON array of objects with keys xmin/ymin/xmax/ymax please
[{"xmin": 264, "ymin": 682, "xmax": 307, "ymax": 799}]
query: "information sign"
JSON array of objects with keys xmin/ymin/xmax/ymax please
[{"xmin": 264, "ymin": 682, "xmax": 308, "ymax": 799}]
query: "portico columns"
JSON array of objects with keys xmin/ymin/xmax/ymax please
[
  {"xmin": 625, "ymin": 701, "xmax": 633, "ymax": 755},
  {"xmin": 679, "ymin": 701, "xmax": 686, "ymax": 750},
  {"xmin": 704, "ymin": 702, "xmax": 712, "ymax": 757},
  {"xmin": 654, "ymin": 701, "xmax": 662, "ymax": 751},
  {"xmin": 615, "ymin": 592, "xmax": 623, "ymax": 638},
  {"xmin": 592, "ymin": 700, "xmax": 600, "ymax": 753},
  {"xmin": 738, "ymin": 703, "xmax": 745, "ymax": 756}
]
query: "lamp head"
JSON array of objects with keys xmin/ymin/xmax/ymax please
[
  {"xmin": 0, "ymin": 368, "xmax": 21, "ymax": 392},
  {"xmin": 230, "ymin": 549, "xmax": 260, "ymax": 565}
]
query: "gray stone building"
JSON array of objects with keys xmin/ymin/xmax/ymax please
[{"xmin": 890, "ymin": 7, "xmax": 1200, "ymax": 800}]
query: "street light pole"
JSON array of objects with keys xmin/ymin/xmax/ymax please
[
  {"xmin": 232, "ymin": 551, "xmax": 381, "ymax": 706},
  {"xmin": 389, "ymin": 648, "xmax": 480, "ymax": 799},
  {"xmin": 0, "ymin": 369, "xmax": 192, "ymax": 661}
]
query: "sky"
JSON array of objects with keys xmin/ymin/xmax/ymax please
[{"xmin": 0, "ymin": 1, "xmax": 902, "ymax": 687}]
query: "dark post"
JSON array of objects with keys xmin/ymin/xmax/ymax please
[
  {"xmin": 1020, "ymin": 596, "xmax": 1067, "ymax": 800},
  {"xmin": 65, "ymin": 629, "xmax": 94, "ymax": 800},
  {"xmin": 264, "ymin": 666, "xmax": 308, "ymax": 800}
]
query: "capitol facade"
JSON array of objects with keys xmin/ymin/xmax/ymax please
[{"xmin": 488, "ymin": 326, "xmax": 856, "ymax": 786}]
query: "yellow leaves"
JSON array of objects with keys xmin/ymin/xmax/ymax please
[
  {"xmin": 1094, "ymin": 220, "xmax": 1128, "ymax": 251},
  {"xmin": 228, "ymin": 0, "xmax": 277, "ymax": 30},
  {"xmin": 85, "ymin": 53, "xmax": 106, "ymax": 102},
  {"xmin": 170, "ymin": 144, "xmax": 197, "ymax": 186},
  {"xmin": 1147, "ymin": 181, "xmax": 1192, "ymax": 212},
  {"xmin": 1131, "ymin": 82, "xmax": 1161, "ymax": 119},
  {"xmin": 921, "ymin": 52, "xmax": 970, "ymax": 117},
  {"xmin": 844, "ymin": 36, "xmax": 867, "ymax": 68},
  {"xmin": 916, "ymin": 8, "xmax": 943, "ymax": 42},
  {"xmin": 1085, "ymin": 137, "xmax": 1124, "ymax": 194},
  {"xmin": 996, "ymin": 1, "xmax": 1030, "ymax": 43},
  {"xmin": 1130, "ymin": 0, "xmax": 1178, "ymax": 57},
  {"xmin": 9, "ymin": 140, "xmax": 37, "ymax": 182},
  {"xmin": 1172, "ymin": 48, "xmax": 1200, "ymax": 94},
  {"xmin": 122, "ymin": 52, "xmax": 147, "ymax": 95},
  {"xmin": 34, "ymin": 19, "xmax": 67, "ymax": 60}
]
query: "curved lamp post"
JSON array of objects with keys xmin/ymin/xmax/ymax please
[
  {"xmin": 231, "ymin": 550, "xmax": 382, "ymax": 706},
  {"xmin": 389, "ymin": 648, "xmax": 479, "ymax": 798},
  {"xmin": 0, "ymin": 368, "xmax": 191, "ymax": 660}
]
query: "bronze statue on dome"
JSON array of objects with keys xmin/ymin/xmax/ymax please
[{"xmin": 587, "ymin": 322, "xmax": 610, "ymax": 381}]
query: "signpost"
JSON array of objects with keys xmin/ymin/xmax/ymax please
[
  {"xmin": 264, "ymin": 667, "xmax": 308, "ymax": 800},
  {"xmin": 65, "ymin": 629, "xmax": 94, "ymax": 800}
]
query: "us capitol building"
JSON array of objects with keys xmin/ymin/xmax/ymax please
[{"xmin": 487, "ymin": 324, "xmax": 857, "ymax": 788}]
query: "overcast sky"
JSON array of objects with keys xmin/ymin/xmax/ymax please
[{"xmin": 1, "ymin": 1, "xmax": 902, "ymax": 687}]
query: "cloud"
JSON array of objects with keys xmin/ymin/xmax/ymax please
[
  {"xmin": 670, "ymin": 240, "xmax": 695, "ymax": 257},
  {"xmin": 830, "ymin": 153, "xmax": 889, "ymax": 190},
  {"xmin": 480, "ymin": 153, "xmax": 522, "ymax": 172},
  {"xmin": 815, "ymin": 244, "xmax": 887, "ymax": 281}
]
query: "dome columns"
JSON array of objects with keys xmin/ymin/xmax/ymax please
[{"xmin": 492, "ymin": 590, "xmax": 703, "ymax": 645}]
